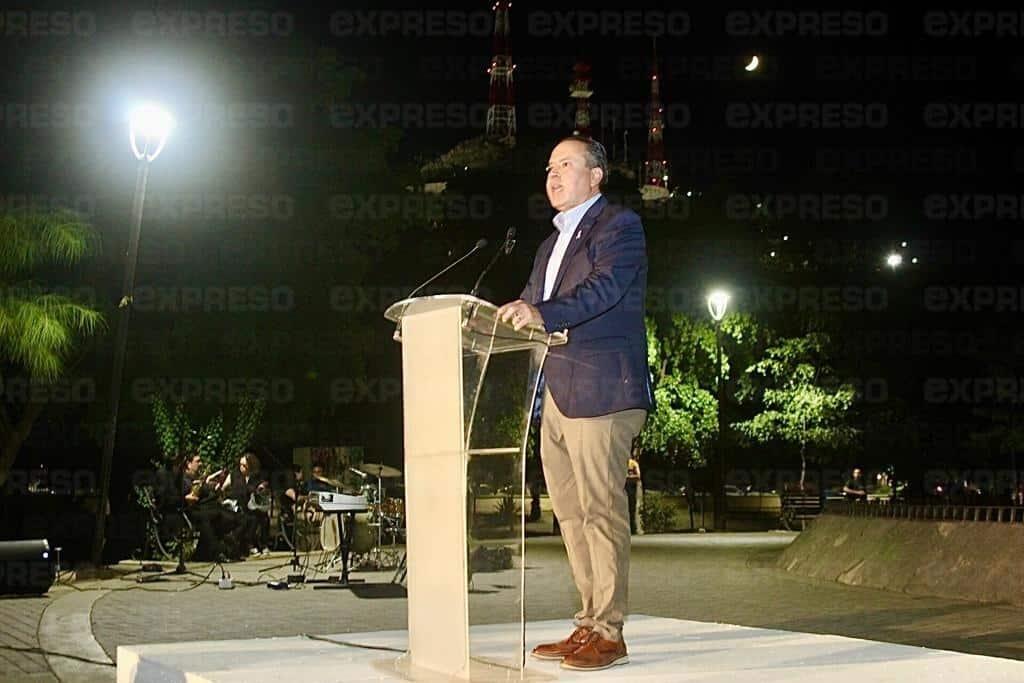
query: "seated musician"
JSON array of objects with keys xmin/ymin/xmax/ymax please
[
  {"xmin": 277, "ymin": 462, "xmax": 306, "ymax": 515},
  {"xmin": 181, "ymin": 452, "xmax": 240, "ymax": 561},
  {"xmin": 268, "ymin": 463, "xmax": 306, "ymax": 548},
  {"xmin": 222, "ymin": 450, "xmax": 271, "ymax": 556},
  {"xmin": 307, "ymin": 463, "xmax": 336, "ymax": 493}
]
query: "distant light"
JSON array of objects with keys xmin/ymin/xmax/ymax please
[
  {"xmin": 42, "ymin": 551, "xmax": 49, "ymax": 559},
  {"xmin": 901, "ymin": 241, "xmax": 908, "ymax": 248},
  {"xmin": 707, "ymin": 289, "xmax": 730, "ymax": 322},
  {"xmin": 911, "ymin": 257, "xmax": 919, "ymax": 264},
  {"xmin": 745, "ymin": 55, "xmax": 760, "ymax": 72},
  {"xmin": 886, "ymin": 252, "xmax": 903, "ymax": 268},
  {"xmin": 782, "ymin": 235, "xmax": 789, "ymax": 241},
  {"xmin": 755, "ymin": 202, "xmax": 762, "ymax": 208},
  {"xmin": 663, "ymin": 174, "xmax": 669, "ymax": 181},
  {"xmin": 686, "ymin": 190, "xmax": 692, "ymax": 197},
  {"xmin": 129, "ymin": 103, "xmax": 174, "ymax": 162},
  {"xmin": 770, "ymin": 251, "xmax": 776, "ymax": 257}
]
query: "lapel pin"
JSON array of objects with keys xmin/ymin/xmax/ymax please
[{"xmin": 575, "ymin": 230, "xmax": 582, "ymax": 240}]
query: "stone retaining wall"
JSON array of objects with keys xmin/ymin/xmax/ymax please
[{"xmin": 777, "ymin": 512, "xmax": 1024, "ymax": 607}]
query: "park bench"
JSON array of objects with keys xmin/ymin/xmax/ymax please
[{"xmin": 780, "ymin": 493, "xmax": 822, "ymax": 531}]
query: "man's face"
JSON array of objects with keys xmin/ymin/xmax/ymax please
[
  {"xmin": 545, "ymin": 140, "xmax": 602, "ymax": 212},
  {"xmin": 853, "ymin": 468, "xmax": 862, "ymax": 480},
  {"xmin": 187, "ymin": 456, "xmax": 201, "ymax": 475},
  {"xmin": 312, "ymin": 465, "xmax": 323, "ymax": 478}
]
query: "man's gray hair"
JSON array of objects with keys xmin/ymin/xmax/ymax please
[{"xmin": 560, "ymin": 135, "xmax": 609, "ymax": 187}]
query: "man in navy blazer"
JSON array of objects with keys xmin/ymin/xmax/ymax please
[{"xmin": 498, "ymin": 136, "xmax": 652, "ymax": 671}]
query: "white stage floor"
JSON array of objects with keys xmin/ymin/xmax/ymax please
[{"xmin": 116, "ymin": 614, "xmax": 1024, "ymax": 682}]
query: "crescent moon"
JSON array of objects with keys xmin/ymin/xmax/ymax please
[{"xmin": 745, "ymin": 55, "xmax": 759, "ymax": 71}]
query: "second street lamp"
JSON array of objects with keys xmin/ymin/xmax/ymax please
[
  {"xmin": 91, "ymin": 103, "xmax": 174, "ymax": 566},
  {"xmin": 707, "ymin": 289, "xmax": 730, "ymax": 531}
]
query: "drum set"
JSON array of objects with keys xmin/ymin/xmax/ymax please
[
  {"xmin": 352, "ymin": 464, "xmax": 405, "ymax": 555},
  {"xmin": 303, "ymin": 463, "xmax": 405, "ymax": 568}
]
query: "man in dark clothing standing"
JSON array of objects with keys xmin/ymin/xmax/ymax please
[{"xmin": 843, "ymin": 468, "xmax": 868, "ymax": 501}]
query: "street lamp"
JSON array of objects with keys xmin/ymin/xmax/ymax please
[
  {"xmin": 707, "ymin": 289, "xmax": 730, "ymax": 531},
  {"xmin": 886, "ymin": 252, "xmax": 903, "ymax": 269},
  {"xmin": 91, "ymin": 103, "xmax": 173, "ymax": 566},
  {"xmin": 707, "ymin": 290, "xmax": 730, "ymax": 323}
]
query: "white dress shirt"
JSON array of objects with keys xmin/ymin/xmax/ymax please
[{"xmin": 542, "ymin": 193, "xmax": 602, "ymax": 301}]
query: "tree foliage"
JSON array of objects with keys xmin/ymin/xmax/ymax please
[
  {"xmin": 732, "ymin": 332, "xmax": 858, "ymax": 488},
  {"xmin": 150, "ymin": 395, "xmax": 265, "ymax": 471},
  {"xmin": 641, "ymin": 315, "xmax": 719, "ymax": 467},
  {"xmin": 0, "ymin": 210, "xmax": 103, "ymax": 485}
]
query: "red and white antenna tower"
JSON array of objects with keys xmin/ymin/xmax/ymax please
[
  {"xmin": 641, "ymin": 39, "xmax": 669, "ymax": 201},
  {"xmin": 570, "ymin": 60, "xmax": 593, "ymax": 137},
  {"xmin": 486, "ymin": 1, "xmax": 516, "ymax": 144}
]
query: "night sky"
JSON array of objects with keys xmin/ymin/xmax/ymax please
[{"xmin": 1, "ymin": 3, "xmax": 1021, "ymax": 548}]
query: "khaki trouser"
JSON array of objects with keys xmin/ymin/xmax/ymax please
[{"xmin": 540, "ymin": 387, "xmax": 647, "ymax": 641}]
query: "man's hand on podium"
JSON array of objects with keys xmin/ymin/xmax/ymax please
[{"xmin": 497, "ymin": 299, "xmax": 544, "ymax": 331}]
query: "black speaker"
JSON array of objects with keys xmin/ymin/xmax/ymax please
[{"xmin": 0, "ymin": 539, "xmax": 56, "ymax": 594}]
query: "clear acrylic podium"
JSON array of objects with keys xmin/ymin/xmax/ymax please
[{"xmin": 383, "ymin": 295, "xmax": 566, "ymax": 680}]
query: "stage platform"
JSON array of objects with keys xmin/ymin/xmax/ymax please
[{"xmin": 116, "ymin": 614, "xmax": 1024, "ymax": 682}]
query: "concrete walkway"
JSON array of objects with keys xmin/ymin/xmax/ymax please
[{"xmin": 8, "ymin": 532, "xmax": 1024, "ymax": 682}]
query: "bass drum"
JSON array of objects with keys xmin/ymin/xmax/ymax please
[
  {"xmin": 320, "ymin": 513, "xmax": 340, "ymax": 552},
  {"xmin": 296, "ymin": 497, "xmax": 324, "ymax": 552},
  {"xmin": 319, "ymin": 513, "xmax": 375, "ymax": 555}
]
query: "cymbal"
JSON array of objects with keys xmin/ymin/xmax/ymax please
[
  {"xmin": 361, "ymin": 463, "xmax": 402, "ymax": 478},
  {"xmin": 312, "ymin": 474, "xmax": 345, "ymax": 489}
]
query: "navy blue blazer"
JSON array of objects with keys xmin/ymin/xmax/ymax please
[{"xmin": 521, "ymin": 195, "xmax": 654, "ymax": 418}]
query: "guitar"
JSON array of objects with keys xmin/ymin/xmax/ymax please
[{"xmin": 247, "ymin": 484, "xmax": 272, "ymax": 513}]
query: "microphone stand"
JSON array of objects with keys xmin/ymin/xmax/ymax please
[
  {"xmin": 141, "ymin": 467, "xmax": 191, "ymax": 583},
  {"xmin": 288, "ymin": 492, "xmax": 301, "ymax": 575},
  {"xmin": 470, "ymin": 228, "xmax": 516, "ymax": 298},
  {"xmin": 175, "ymin": 466, "xmax": 188, "ymax": 575},
  {"xmin": 406, "ymin": 238, "xmax": 487, "ymax": 300}
]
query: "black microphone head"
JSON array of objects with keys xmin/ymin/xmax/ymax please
[
  {"xmin": 504, "ymin": 227, "xmax": 517, "ymax": 254},
  {"xmin": 475, "ymin": 238, "xmax": 488, "ymax": 250}
]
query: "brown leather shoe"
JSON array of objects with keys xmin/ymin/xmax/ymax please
[
  {"xmin": 530, "ymin": 626, "xmax": 593, "ymax": 660},
  {"xmin": 560, "ymin": 631, "xmax": 628, "ymax": 671}
]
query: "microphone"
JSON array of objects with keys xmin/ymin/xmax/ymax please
[
  {"xmin": 503, "ymin": 226, "xmax": 516, "ymax": 255},
  {"xmin": 470, "ymin": 227, "xmax": 517, "ymax": 298},
  {"xmin": 349, "ymin": 467, "xmax": 367, "ymax": 478},
  {"xmin": 406, "ymin": 238, "xmax": 488, "ymax": 299}
]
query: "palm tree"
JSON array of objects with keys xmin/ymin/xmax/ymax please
[{"xmin": 0, "ymin": 210, "xmax": 104, "ymax": 486}]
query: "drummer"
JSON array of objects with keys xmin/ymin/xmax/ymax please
[{"xmin": 308, "ymin": 464, "xmax": 341, "ymax": 493}]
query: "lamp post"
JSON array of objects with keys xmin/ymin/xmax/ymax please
[
  {"xmin": 707, "ymin": 289, "xmax": 730, "ymax": 532},
  {"xmin": 91, "ymin": 104, "xmax": 173, "ymax": 566}
]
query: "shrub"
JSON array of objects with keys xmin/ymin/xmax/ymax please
[{"xmin": 640, "ymin": 491, "xmax": 677, "ymax": 533}]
